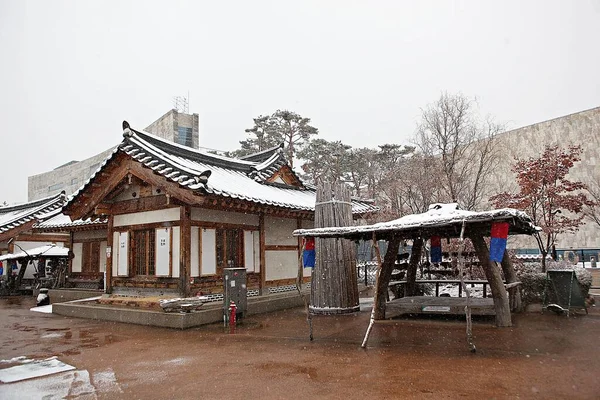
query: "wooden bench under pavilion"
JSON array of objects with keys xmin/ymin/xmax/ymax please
[{"xmin": 294, "ymin": 203, "xmax": 539, "ymax": 350}]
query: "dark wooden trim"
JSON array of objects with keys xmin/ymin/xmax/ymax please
[
  {"xmin": 108, "ymin": 195, "xmax": 179, "ymax": 215},
  {"xmin": 190, "ymin": 221, "xmax": 259, "ymax": 230},
  {"xmin": 68, "ymin": 231, "xmax": 74, "ymax": 274},
  {"xmin": 259, "ymin": 213, "xmax": 266, "ymax": 293},
  {"xmin": 169, "ymin": 227, "xmax": 173, "ymax": 277},
  {"xmin": 113, "ymin": 221, "xmax": 180, "ymax": 232},
  {"xmin": 0, "ymin": 221, "xmax": 39, "ymax": 242},
  {"xmin": 13, "ymin": 233, "xmax": 70, "ymax": 243},
  {"xmin": 72, "ymin": 237, "xmax": 107, "ymax": 244},
  {"xmin": 265, "ymin": 245, "xmax": 298, "ymax": 251},
  {"xmin": 197, "ymin": 226, "xmax": 202, "ymax": 277},
  {"xmin": 181, "ymin": 206, "xmax": 192, "ymax": 296},
  {"xmin": 105, "ymin": 215, "xmax": 114, "ymax": 293}
]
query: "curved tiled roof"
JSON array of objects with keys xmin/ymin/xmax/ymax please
[
  {"xmin": 0, "ymin": 192, "xmax": 66, "ymax": 235},
  {"xmin": 34, "ymin": 213, "xmax": 107, "ymax": 230},
  {"xmin": 63, "ymin": 124, "xmax": 379, "ymax": 216}
]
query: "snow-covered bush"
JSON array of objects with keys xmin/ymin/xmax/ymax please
[{"xmin": 514, "ymin": 259, "xmax": 592, "ymax": 305}]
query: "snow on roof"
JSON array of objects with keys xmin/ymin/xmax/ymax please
[
  {"xmin": 0, "ymin": 192, "xmax": 66, "ymax": 235},
  {"xmin": 293, "ymin": 203, "xmax": 539, "ymax": 240},
  {"xmin": 64, "ymin": 125, "xmax": 378, "ymax": 216},
  {"xmin": 0, "ymin": 244, "xmax": 69, "ymax": 261},
  {"xmin": 33, "ymin": 213, "xmax": 107, "ymax": 230}
]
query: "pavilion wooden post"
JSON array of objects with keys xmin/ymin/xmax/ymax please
[
  {"xmin": 500, "ymin": 249, "xmax": 523, "ymax": 312},
  {"xmin": 362, "ymin": 233, "xmax": 383, "ymax": 348},
  {"xmin": 404, "ymin": 237, "xmax": 423, "ymax": 297},
  {"xmin": 471, "ymin": 234, "xmax": 512, "ymax": 327},
  {"xmin": 374, "ymin": 233, "xmax": 402, "ymax": 320}
]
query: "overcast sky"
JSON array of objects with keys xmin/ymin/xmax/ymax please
[{"xmin": 1, "ymin": 0, "xmax": 599, "ymax": 204}]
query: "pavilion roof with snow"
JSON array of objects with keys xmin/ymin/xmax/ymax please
[{"xmin": 293, "ymin": 203, "xmax": 539, "ymax": 240}]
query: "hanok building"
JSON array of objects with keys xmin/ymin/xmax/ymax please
[
  {"xmin": 0, "ymin": 192, "xmax": 69, "ymax": 282},
  {"xmin": 60, "ymin": 122, "xmax": 377, "ymax": 298}
]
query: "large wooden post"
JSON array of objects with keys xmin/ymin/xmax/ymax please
[
  {"xmin": 374, "ymin": 234, "xmax": 402, "ymax": 319},
  {"xmin": 310, "ymin": 182, "xmax": 359, "ymax": 314},
  {"xmin": 105, "ymin": 215, "xmax": 113, "ymax": 294},
  {"xmin": 500, "ymin": 249, "xmax": 522, "ymax": 312},
  {"xmin": 405, "ymin": 237, "xmax": 423, "ymax": 297},
  {"xmin": 471, "ymin": 234, "xmax": 512, "ymax": 327},
  {"xmin": 180, "ymin": 206, "xmax": 191, "ymax": 297}
]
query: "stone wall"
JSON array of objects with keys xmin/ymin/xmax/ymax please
[{"xmin": 488, "ymin": 107, "xmax": 600, "ymax": 250}]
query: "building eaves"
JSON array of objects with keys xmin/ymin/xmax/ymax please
[{"xmin": 0, "ymin": 192, "xmax": 67, "ymax": 235}]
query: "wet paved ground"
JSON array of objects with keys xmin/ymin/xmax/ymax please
[{"xmin": 1, "ymin": 296, "xmax": 599, "ymax": 399}]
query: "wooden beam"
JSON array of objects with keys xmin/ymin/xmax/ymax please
[
  {"xmin": 105, "ymin": 215, "xmax": 114, "ymax": 294},
  {"xmin": 11, "ymin": 233, "xmax": 70, "ymax": 243},
  {"xmin": 180, "ymin": 206, "xmax": 191, "ymax": 297},
  {"xmin": 109, "ymin": 195, "xmax": 174, "ymax": 215},
  {"xmin": 0, "ymin": 220, "xmax": 37, "ymax": 242},
  {"xmin": 67, "ymin": 231, "xmax": 74, "ymax": 274},
  {"xmin": 259, "ymin": 213, "xmax": 266, "ymax": 294}
]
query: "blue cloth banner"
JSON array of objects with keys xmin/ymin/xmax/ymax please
[
  {"xmin": 430, "ymin": 236, "xmax": 442, "ymax": 263},
  {"xmin": 303, "ymin": 249, "xmax": 316, "ymax": 268},
  {"xmin": 489, "ymin": 222, "xmax": 509, "ymax": 262},
  {"xmin": 302, "ymin": 237, "xmax": 316, "ymax": 268}
]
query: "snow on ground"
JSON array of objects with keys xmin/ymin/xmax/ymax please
[
  {"xmin": 30, "ymin": 304, "xmax": 53, "ymax": 313},
  {"xmin": 0, "ymin": 357, "xmax": 74, "ymax": 383},
  {"xmin": 0, "ymin": 356, "xmax": 122, "ymax": 399}
]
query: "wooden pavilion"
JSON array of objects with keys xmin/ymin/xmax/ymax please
[{"xmin": 293, "ymin": 203, "xmax": 539, "ymax": 349}]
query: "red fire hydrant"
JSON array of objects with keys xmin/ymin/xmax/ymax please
[{"xmin": 228, "ymin": 301, "xmax": 237, "ymax": 334}]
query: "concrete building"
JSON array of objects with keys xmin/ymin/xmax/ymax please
[
  {"xmin": 144, "ymin": 109, "xmax": 199, "ymax": 149},
  {"xmin": 489, "ymin": 106, "xmax": 600, "ymax": 256},
  {"xmin": 28, "ymin": 109, "xmax": 199, "ymax": 201}
]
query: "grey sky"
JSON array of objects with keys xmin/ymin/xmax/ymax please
[{"xmin": 1, "ymin": 0, "xmax": 599, "ymax": 204}]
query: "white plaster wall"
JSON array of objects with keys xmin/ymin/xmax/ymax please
[
  {"xmin": 191, "ymin": 208, "xmax": 259, "ymax": 226},
  {"xmin": 265, "ymin": 250, "xmax": 298, "ymax": 281},
  {"xmin": 155, "ymin": 227, "xmax": 171, "ymax": 276},
  {"xmin": 112, "ymin": 232, "xmax": 119, "ymax": 277},
  {"xmin": 99, "ymin": 241, "xmax": 107, "ymax": 272},
  {"xmin": 172, "ymin": 226, "xmax": 180, "ymax": 278},
  {"xmin": 191, "ymin": 227, "xmax": 199, "ymax": 277},
  {"xmin": 244, "ymin": 231, "xmax": 255, "ymax": 271},
  {"xmin": 113, "ymin": 208, "xmax": 179, "ymax": 227},
  {"xmin": 201, "ymin": 228, "xmax": 216, "ymax": 275},
  {"xmin": 265, "ymin": 216, "xmax": 297, "ymax": 246},
  {"xmin": 72, "ymin": 243, "xmax": 83, "ymax": 273}
]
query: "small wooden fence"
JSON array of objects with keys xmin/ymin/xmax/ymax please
[{"xmin": 389, "ymin": 279, "xmax": 499, "ymax": 298}]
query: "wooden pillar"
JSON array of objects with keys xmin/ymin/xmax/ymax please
[
  {"xmin": 259, "ymin": 213, "xmax": 266, "ymax": 295},
  {"xmin": 374, "ymin": 234, "xmax": 402, "ymax": 319},
  {"xmin": 105, "ymin": 215, "xmax": 114, "ymax": 294},
  {"xmin": 405, "ymin": 237, "xmax": 423, "ymax": 297},
  {"xmin": 500, "ymin": 249, "xmax": 523, "ymax": 312},
  {"xmin": 471, "ymin": 234, "xmax": 512, "ymax": 327},
  {"xmin": 67, "ymin": 231, "xmax": 74, "ymax": 276},
  {"xmin": 180, "ymin": 206, "xmax": 191, "ymax": 297}
]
